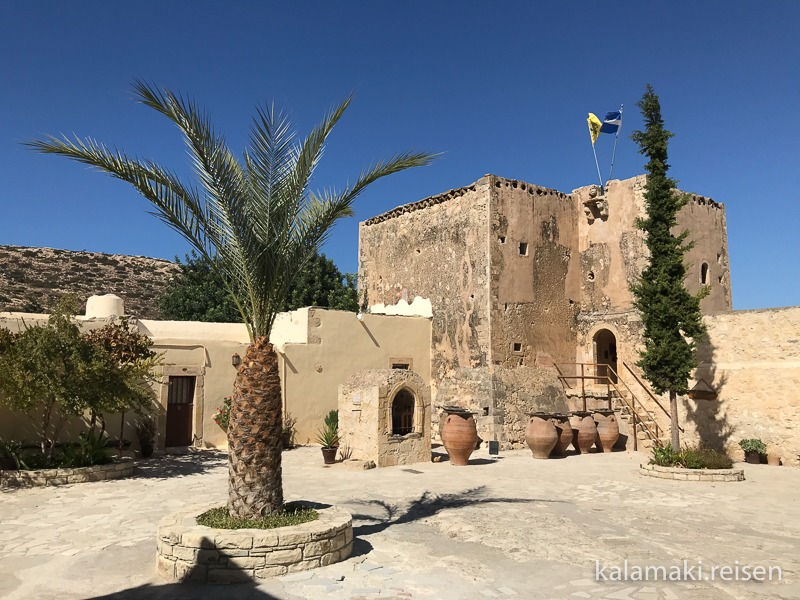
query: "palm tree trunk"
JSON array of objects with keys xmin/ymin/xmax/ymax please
[
  {"xmin": 227, "ymin": 337, "xmax": 284, "ymax": 518},
  {"xmin": 669, "ymin": 390, "xmax": 680, "ymax": 448}
]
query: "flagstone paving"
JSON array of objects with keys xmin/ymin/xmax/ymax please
[{"xmin": 1, "ymin": 446, "xmax": 799, "ymax": 599}]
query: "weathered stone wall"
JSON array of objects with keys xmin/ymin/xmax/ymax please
[
  {"xmin": 359, "ymin": 179, "xmax": 493, "ymax": 399},
  {"xmin": 338, "ymin": 369, "xmax": 431, "ymax": 467},
  {"xmin": 434, "ymin": 366, "xmax": 568, "ymax": 448},
  {"xmin": 489, "ymin": 177, "xmax": 581, "ymax": 368},
  {"xmin": 572, "ymin": 176, "xmax": 732, "ymax": 316}
]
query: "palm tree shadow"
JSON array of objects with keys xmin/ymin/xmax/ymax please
[{"xmin": 348, "ymin": 486, "xmax": 563, "ymax": 537}]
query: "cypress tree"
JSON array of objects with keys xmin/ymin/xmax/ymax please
[{"xmin": 630, "ymin": 85, "xmax": 706, "ymax": 448}]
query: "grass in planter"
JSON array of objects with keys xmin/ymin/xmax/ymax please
[
  {"xmin": 650, "ymin": 443, "xmax": 733, "ymax": 469},
  {"xmin": 197, "ymin": 503, "xmax": 318, "ymax": 529}
]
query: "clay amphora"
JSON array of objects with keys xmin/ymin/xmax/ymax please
[
  {"xmin": 570, "ymin": 411, "xmax": 597, "ymax": 454},
  {"xmin": 549, "ymin": 413, "xmax": 573, "ymax": 456},
  {"xmin": 525, "ymin": 413, "xmax": 558, "ymax": 459},
  {"xmin": 593, "ymin": 409, "xmax": 620, "ymax": 453},
  {"xmin": 441, "ymin": 407, "xmax": 478, "ymax": 466}
]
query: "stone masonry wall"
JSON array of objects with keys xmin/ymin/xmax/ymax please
[
  {"xmin": 489, "ymin": 177, "xmax": 581, "ymax": 368},
  {"xmin": 157, "ymin": 503, "xmax": 353, "ymax": 583},
  {"xmin": 573, "ymin": 176, "xmax": 732, "ymax": 316},
  {"xmin": 688, "ymin": 307, "xmax": 800, "ymax": 465},
  {"xmin": 359, "ymin": 178, "xmax": 493, "ymax": 404},
  {"xmin": 0, "ymin": 460, "xmax": 134, "ymax": 488}
]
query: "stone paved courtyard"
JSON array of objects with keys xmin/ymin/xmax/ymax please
[{"xmin": 1, "ymin": 446, "xmax": 798, "ymax": 600}]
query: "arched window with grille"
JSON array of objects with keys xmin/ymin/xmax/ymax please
[{"xmin": 391, "ymin": 389, "xmax": 415, "ymax": 435}]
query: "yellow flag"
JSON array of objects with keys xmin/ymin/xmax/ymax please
[{"xmin": 587, "ymin": 112, "xmax": 602, "ymax": 145}]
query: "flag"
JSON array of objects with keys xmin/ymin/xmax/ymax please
[
  {"xmin": 587, "ymin": 113, "xmax": 602, "ymax": 145},
  {"xmin": 600, "ymin": 111, "xmax": 622, "ymax": 134}
]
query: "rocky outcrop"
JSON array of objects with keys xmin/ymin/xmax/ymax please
[{"xmin": 0, "ymin": 245, "xmax": 179, "ymax": 319}]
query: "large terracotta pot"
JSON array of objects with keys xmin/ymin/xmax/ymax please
[
  {"xmin": 549, "ymin": 413, "xmax": 573, "ymax": 456},
  {"xmin": 441, "ymin": 407, "xmax": 478, "ymax": 466},
  {"xmin": 593, "ymin": 409, "xmax": 620, "ymax": 453},
  {"xmin": 525, "ymin": 413, "xmax": 558, "ymax": 459},
  {"xmin": 570, "ymin": 411, "xmax": 597, "ymax": 454}
]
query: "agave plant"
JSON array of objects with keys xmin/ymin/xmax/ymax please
[{"xmin": 30, "ymin": 82, "xmax": 435, "ymax": 517}]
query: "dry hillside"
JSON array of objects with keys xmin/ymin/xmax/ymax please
[{"xmin": 0, "ymin": 245, "xmax": 180, "ymax": 319}]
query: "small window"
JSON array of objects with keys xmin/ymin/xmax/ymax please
[
  {"xmin": 498, "ymin": 236, "xmax": 506, "ymax": 244},
  {"xmin": 519, "ymin": 242, "xmax": 528, "ymax": 256},
  {"xmin": 700, "ymin": 262, "xmax": 709, "ymax": 285},
  {"xmin": 391, "ymin": 389, "xmax": 415, "ymax": 435},
  {"xmin": 513, "ymin": 342, "xmax": 522, "ymax": 352},
  {"xmin": 391, "ymin": 363, "xmax": 410, "ymax": 370}
]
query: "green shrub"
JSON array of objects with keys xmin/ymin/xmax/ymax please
[
  {"xmin": 650, "ymin": 443, "xmax": 681, "ymax": 467},
  {"xmin": 739, "ymin": 439, "xmax": 767, "ymax": 455},
  {"xmin": 649, "ymin": 442, "xmax": 733, "ymax": 470},
  {"xmin": 60, "ymin": 431, "xmax": 111, "ymax": 468},
  {"xmin": 196, "ymin": 503, "xmax": 318, "ymax": 529}
]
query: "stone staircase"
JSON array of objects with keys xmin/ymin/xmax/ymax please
[{"xmin": 557, "ymin": 363, "xmax": 673, "ymax": 451}]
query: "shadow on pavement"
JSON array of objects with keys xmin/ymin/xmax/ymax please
[
  {"xmin": 131, "ymin": 451, "xmax": 227, "ymax": 480},
  {"xmin": 349, "ymin": 485, "xmax": 564, "ymax": 537}
]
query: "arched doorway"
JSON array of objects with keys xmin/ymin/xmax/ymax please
[
  {"xmin": 593, "ymin": 329, "xmax": 618, "ymax": 383},
  {"xmin": 391, "ymin": 388, "xmax": 415, "ymax": 435}
]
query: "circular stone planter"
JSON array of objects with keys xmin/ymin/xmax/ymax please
[
  {"xmin": 0, "ymin": 459, "xmax": 134, "ymax": 488},
  {"xmin": 156, "ymin": 502, "xmax": 353, "ymax": 583},
  {"xmin": 639, "ymin": 463, "xmax": 744, "ymax": 482}
]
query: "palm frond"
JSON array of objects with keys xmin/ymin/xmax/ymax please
[{"xmin": 30, "ymin": 84, "xmax": 437, "ymax": 340}]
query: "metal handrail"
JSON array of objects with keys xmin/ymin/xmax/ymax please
[
  {"xmin": 555, "ymin": 362, "xmax": 678, "ymax": 446},
  {"xmin": 622, "ymin": 361, "xmax": 682, "ymax": 432},
  {"xmin": 601, "ymin": 365, "xmax": 661, "ymax": 446}
]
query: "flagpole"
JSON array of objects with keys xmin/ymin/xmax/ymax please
[
  {"xmin": 607, "ymin": 103, "xmax": 623, "ymax": 185},
  {"xmin": 592, "ymin": 143, "xmax": 603, "ymax": 190}
]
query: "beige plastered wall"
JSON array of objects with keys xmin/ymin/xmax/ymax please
[
  {"xmin": 277, "ymin": 307, "xmax": 431, "ymax": 444},
  {"xmin": 0, "ymin": 312, "xmax": 250, "ymax": 451},
  {"xmin": 137, "ymin": 320, "xmax": 250, "ymax": 450}
]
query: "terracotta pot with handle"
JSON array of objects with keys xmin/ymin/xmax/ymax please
[
  {"xmin": 549, "ymin": 413, "xmax": 573, "ymax": 456},
  {"xmin": 570, "ymin": 411, "xmax": 597, "ymax": 454},
  {"xmin": 525, "ymin": 412, "xmax": 558, "ymax": 459},
  {"xmin": 441, "ymin": 406, "xmax": 478, "ymax": 466},
  {"xmin": 593, "ymin": 409, "xmax": 620, "ymax": 453}
]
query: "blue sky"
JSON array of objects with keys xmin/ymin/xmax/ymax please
[{"xmin": 1, "ymin": 1, "xmax": 797, "ymax": 310}]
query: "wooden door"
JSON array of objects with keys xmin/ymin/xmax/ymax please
[{"xmin": 166, "ymin": 376, "xmax": 195, "ymax": 446}]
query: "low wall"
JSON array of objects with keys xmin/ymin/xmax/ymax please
[
  {"xmin": 157, "ymin": 503, "xmax": 353, "ymax": 583},
  {"xmin": 639, "ymin": 463, "xmax": 744, "ymax": 482},
  {"xmin": 0, "ymin": 460, "xmax": 134, "ymax": 488}
]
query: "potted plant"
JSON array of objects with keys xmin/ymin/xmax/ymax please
[
  {"xmin": 282, "ymin": 414, "xmax": 296, "ymax": 449},
  {"xmin": 739, "ymin": 438, "xmax": 766, "ymax": 464},
  {"xmin": 315, "ymin": 413, "xmax": 339, "ymax": 465},
  {"xmin": 213, "ymin": 396, "xmax": 232, "ymax": 432},
  {"xmin": 135, "ymin": 415, "xmax": 158, "ymax": 458}
]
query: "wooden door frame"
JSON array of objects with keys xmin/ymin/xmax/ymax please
[{"xmin": 158, "ymin": 365, "xmax": 205, "ymax": 450}]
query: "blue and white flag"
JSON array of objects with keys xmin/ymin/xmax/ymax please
[{"xmin": 599, "ymin": 111, "xmax": 622, "ymax": 134}]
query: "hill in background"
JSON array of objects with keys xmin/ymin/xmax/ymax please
[{"xmin": 0, "ymin": 245, "xmax": 180, "ymax": 319}]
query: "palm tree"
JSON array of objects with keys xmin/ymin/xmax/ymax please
[{"xmin": 30, "ymin": 81, "xmax": 435, "ymax": 518}]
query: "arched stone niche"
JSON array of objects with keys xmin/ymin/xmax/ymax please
[{"xmin": 338, "ymin": 369, "xmax": 431, "ymax": 467}]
